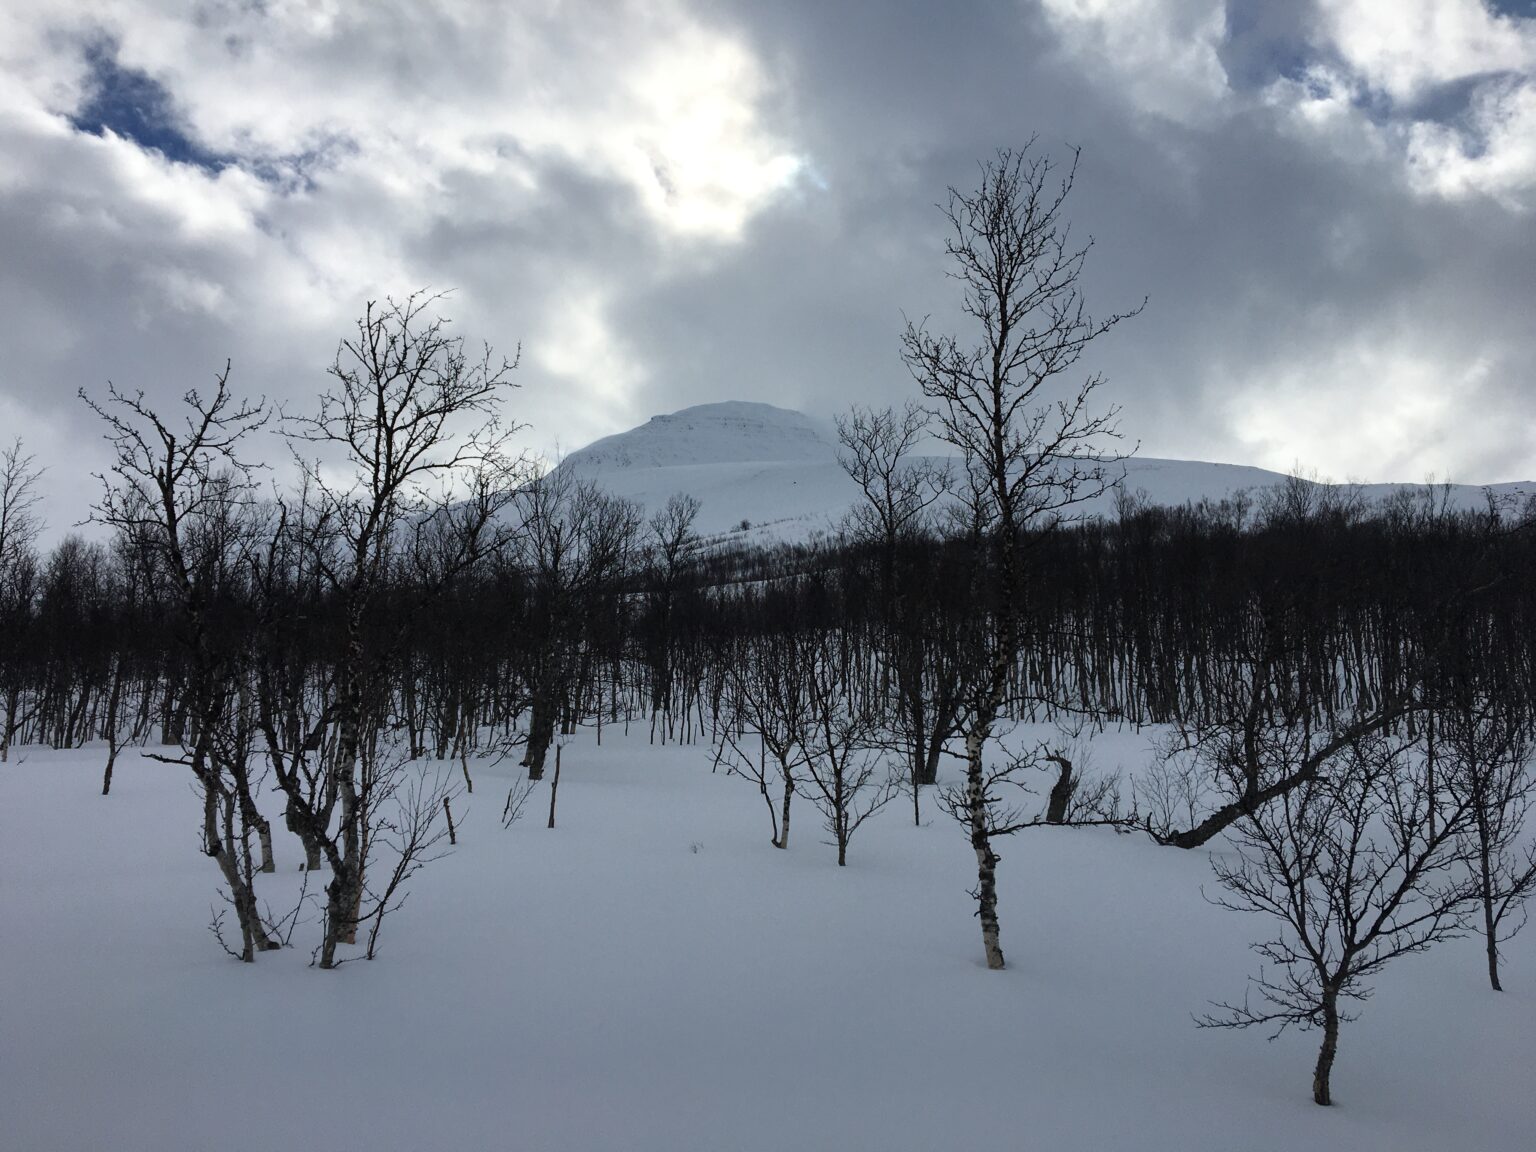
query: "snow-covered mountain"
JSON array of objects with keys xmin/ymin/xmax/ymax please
[
  {"xmin": 559, "ymin": 401, "xmax": 1532, "ymax": 543},
  {"xmin": 566, "ymin": 401, "xmax": 836, "ymax": 470}
]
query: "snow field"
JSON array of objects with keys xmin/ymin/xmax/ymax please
[{"xmin": 1, "ymin": 727, "xmax": 1532, "ymax": 1151}]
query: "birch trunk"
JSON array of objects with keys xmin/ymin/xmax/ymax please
[
  {"xmin": 776, "ymin": 763, "xmax": 793, "ymax": 850},
  {"xmin": 965, "ymin": 730, "xmax": 1005, "ymax": 970},
  {"xmin": 321, "ymin": 664, "xmax": 364, "ymax": 967},
  {"xmin": 1480, "ymin": 840, "xmax": 1503, "ymax": 991},
  {"xmin": 202, "ymin": 777, "xmax": 277, "ymax": 961},
  {"xmin": 1312, "ymin": 987, "xmax": 1340, "ymax": 1105},
  {"xmin": 523, "ymin": 692, "xmax": 555, "ymax": 781}
]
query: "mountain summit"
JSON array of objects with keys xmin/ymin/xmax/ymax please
[{"xmin": 563, "ymin": 402, "xmax": 836, "ymax": 471}]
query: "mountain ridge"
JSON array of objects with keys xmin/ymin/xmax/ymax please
[{"xmin": 558, "ymin": 401, "xmax": 1533, "ymax": 543}]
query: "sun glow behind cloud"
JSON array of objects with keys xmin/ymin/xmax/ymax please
[
  {"xmin": 3, "ymin": 0, "xmax": 805, "ymax": 246},
  {"xmin": 0, "ymin": 0, "xmax": 808, "ymax": 509},
  {"xmin": 1225, "ymin": 337, "xmax": 1520, "ymax": 483}
]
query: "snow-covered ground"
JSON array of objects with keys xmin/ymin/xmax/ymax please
[
  {"xmin": 3, "ymin": 728, "xmax": 1532, "ymax": 1151},
  {"xmin": 559, "ymin": 402, "xmax": 1535, "ymax": 545}
]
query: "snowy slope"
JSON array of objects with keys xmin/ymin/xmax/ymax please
[{"xmin": 560, "ymin": 402, "xmax": 1534, "ymax": 544}]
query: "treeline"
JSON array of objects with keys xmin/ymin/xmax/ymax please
[{"xmin": 5, "ymin": 477, "xmax": 1531, "ymax": 774}]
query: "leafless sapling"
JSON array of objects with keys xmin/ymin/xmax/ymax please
[
  {"xmin": 723, "ymin": 631, "xmax": 814, "ymax": 850},
  {"xmin": 1440, "ymin": 693, "xmax": 1536, "ymax": 990},
  {"xmin": 836, "ymin": 403, "xmax": 957, "ymax": 824},
  {"xmin": 1198, "ymin": 733, "xmax": 1475, "ymax": 1106},
  {"xmin": 798, "ymin": 628, "xmax": 895, "ymax": 865}
]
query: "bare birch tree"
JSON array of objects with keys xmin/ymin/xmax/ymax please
[
  {"xmin": 510, "ymin": 468, "xmax": 640, "ymax": 780},
  {"xmin": 283, "ymin": 291, "xmax": 524, "ymax": 969},
  {"xmin": 901, "ymin": 141, "xmax": 1140, "ymax": 968},
  {"xmin": 81, "ymin": 370, "xmax": 279, "ymax": 961}
]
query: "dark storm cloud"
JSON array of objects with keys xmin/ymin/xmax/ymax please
[
  {"xmin": 611, "ymin": 0, "xmax": 1536, "ymax": 479},
  {"xmin": 1219, "ymin": 0, "xmax": 1321, "ymax": 90},
  {"xmin": 0, "ymin": 0, "xmax": 1533, "ymax": 546}
]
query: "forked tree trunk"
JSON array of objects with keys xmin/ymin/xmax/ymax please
[
  {"xmin": 284, "ymin": 799, "xmax": 326, "ymax": 871},
  {"xmin": 202, "ymin": 778, "xmax": 277, "ymax": 961},
  {"xmin": 233, "ymin": 764, "xmax": 275, "ymax": 874}
]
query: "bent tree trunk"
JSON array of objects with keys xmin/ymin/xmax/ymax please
[
  {"xmin": 1313, "ymin": 986, "xmax": 1341, "ymax": 1106},
  {"xmin": 1044, "ymin": 752, "xmax": 1073, "ymax": 824},
  {"xmin": 1161, "ymin": 771, "xmax": 1318, "ymax": 850},
  {"xmin": 1161, "ymin": 713, "xmax": 1402, "ymax": 850}
]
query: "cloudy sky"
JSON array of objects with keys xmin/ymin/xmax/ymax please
[{"xmin": 2, "ymin": 0, "xmax": 1534, "ymax": 534}]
